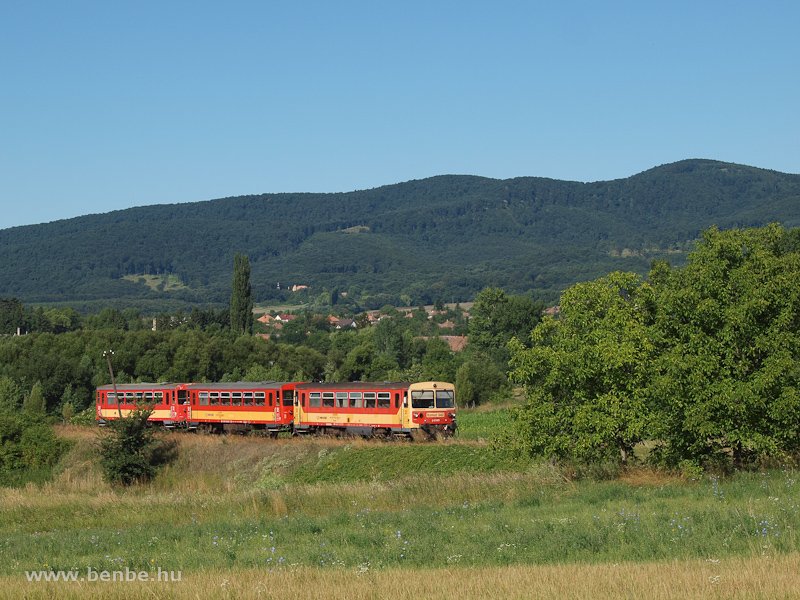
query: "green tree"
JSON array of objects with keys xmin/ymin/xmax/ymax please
[
  {"xmin": 22, "ymin": 381, "xmax": 46, "ymax": 416},
  {"xmin": 469, "ymin": 288, "xmax": 544, "ymax": 363},
  {"xmin": 650, "ymin": 224, "xmax": 800, "ymax": 469},
  {"xmin": 99, "ymin": 409, "xmax": 177, "ymax": 486},
  {"xmin": 0, "ymin": 298, "xmax": 25, "ymax": 334},
  {"xmin": 455, "ymin": 355, "xmax": 507, "ymax": 407},
  {"xmin": 0, "ymin": 377, "xmax": 23, "ymax": 413},
  {"xmin": 230, "ymin": 253, "xmax": 253, "ymax": 335},
  {"xmin": 509, "ymin": 272, "xmax": 656, "ymax": 466}
]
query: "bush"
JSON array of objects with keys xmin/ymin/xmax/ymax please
[
  {"xmin": 0, "ymin": 413, "xmax": 70, "ymax": 485},
  {"xmin": 99, "ymin": 409, "xmax": 178, "ymax": 486}
]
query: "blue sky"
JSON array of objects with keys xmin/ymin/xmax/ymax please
[{"xmin": 1, "ymin": 1, "xmax": 798, "ymax": 230}]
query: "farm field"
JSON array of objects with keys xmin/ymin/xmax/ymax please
[{"xmin": 3, "ymin": 413, "xmax": 800, "ymax": 598}]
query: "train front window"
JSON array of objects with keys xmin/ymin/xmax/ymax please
[
  {"xmin": 411, "ymin": 390, "xmax": 435, "ymax": 409},
  {"xmin": 436, "ymin": 390, "xmax": 455, "ymax": 408}
]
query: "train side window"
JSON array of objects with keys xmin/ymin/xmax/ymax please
[
  {"xmin": 309, "ymin": 392, "xmax": 321, "ymax": 408},
  {"xmin": 199, "ymin": 392, "xmax": 209, "ymax": 406},
  {"xmin": 362, "ymin": 393, "xmax": 375, "ymax": 409},
  {"xmin": 349, "ymin": 392, "xmax": 363, "ymax": 408},
  {"xmin": 220, "ymin": 392, "xmax": 230, "ymax": 406},
  {"xmin": 394, "ymin": 393, "xmax": 400, "ymax": 408},
  {"xmin": 125, "ymin": 392, "xmax": 135, "ymax": 405},
  {"xmin": 301, "ymin": 392, "xmax": 306, "ymax": 407},
  {"xmin": 211, "ymin": 392, "xmax": 220, "ymax": 406},
  {"xmin": 108, "ymin": 393, "xmax": 117, "ymax": 406},
  {"xmin": 283, "ymin": 390, "xmax": 294, "ymax": 406},
  {"xmin": 323, "ymin": 392, "xmax": 335, "ymax": 408},
  {"xmin": 155, "ymin": 391, "xmax": 163, "ymax": 404},
  {"xmin": 336, "ymin": 392, "xmax": 348, "ymax": 408},
  {"xmin": 232, "ymin": 392, "xmax": 242, "ymax": 406},
  {"xmin": 243, "ymin": 392, "xmax": 253, "ymax": 406},
  {"xmin": 255, "ymin": 392, "xmax": 265, "ymax": 406},
  {"xmin": 377, "ymin": 392, "xmax": 391, "ymax": 409}
]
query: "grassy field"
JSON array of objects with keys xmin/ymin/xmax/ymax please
[{"xmin": 3, "ymin": 418, "xmax": 800, "ymax": 598}]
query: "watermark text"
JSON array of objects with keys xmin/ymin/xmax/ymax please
[{"xmin": 25, "ymin": 567, "xmax": 181, "ymax": 583}]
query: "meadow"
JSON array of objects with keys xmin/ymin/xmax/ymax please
[{"xmin": 2, "ymin": 411, "xmax": 800, "ymax": 598}]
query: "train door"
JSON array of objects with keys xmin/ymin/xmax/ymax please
[
  {"xmin": 281, "ymin": 386, "xmax": 295, "ymax": 424},
  {"xmin": 172, "ymin": 386, "xmax": 190, "ymax": 424},
  {"xmin": 399, "ymin": 388, "xmax": 409, "ymax": 429}
]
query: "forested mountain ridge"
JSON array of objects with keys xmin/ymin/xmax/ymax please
[{"xmin": 1, "ymin": 159, "xmax": 799, "ymax": 310}]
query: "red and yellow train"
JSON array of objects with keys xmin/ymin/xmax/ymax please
[{"xmin": 96, "ymin": 380, "xmax": 456, "ymax": 438}]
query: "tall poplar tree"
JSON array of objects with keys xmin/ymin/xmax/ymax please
[{"xmin": 230, "ymin": 254, "xmax": 253, "ymax": 334}]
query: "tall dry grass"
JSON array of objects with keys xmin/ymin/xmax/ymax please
[{"xmin": 6, "ymin": 554, "xmax": 800, "ymax": 599}]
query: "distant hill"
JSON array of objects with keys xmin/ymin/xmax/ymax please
[{"xmin": 1, "ymin": 159, "xmax": 799, "ymax": 310}]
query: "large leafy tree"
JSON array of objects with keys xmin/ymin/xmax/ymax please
[
  {"xmin": 469, "ymin": 287, "xmax": 544, "ymax": 363},
  {"xmin": 650, "ymin": 224, "xmax": 800, "ymax": 468},
  {"xmin": 230, "ymin": 254, "xmax": 253, "ymax": 335},
  {"xmin": 509, "ymin": 271, "xmax": 656, "ymax": 465}
]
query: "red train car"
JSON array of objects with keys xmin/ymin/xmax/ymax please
[
  {"xmin": 183, "ymin": 381, "xmax": 296, "ymax": 434},
  {"xmin": 293, "ymin": 380, "xmax": 456, "ymax": 438},
  {"xmin": 96, "ymin": 383, "xmax": 187, "ymax": 427}
]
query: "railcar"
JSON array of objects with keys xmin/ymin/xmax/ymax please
[
  {"xmin": 95, "ymin": 382, "xmax": 186, "ymax": 427},
  {"xmin": 96, "ymin": 380, "xmax": 457, "ymax": 439},
  {"xmin": 183, "ymin": 381, "xmax": 296, "ymax": 434},
  {"xmin": 293, "ymin": 381, "xmax": 456, "ymax": 438}
]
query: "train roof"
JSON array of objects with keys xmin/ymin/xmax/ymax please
[
  {"xmin": 96, "ymin": 383, "xmax": 178, "ymax": 391},
  {"xmin": 183, "ymin": 381, "xmax": 291, "ymax": 390}
]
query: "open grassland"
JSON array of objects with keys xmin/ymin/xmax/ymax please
[{"xmin": 2, "ymin": 424, "xmax": 800, "ymax": 598}]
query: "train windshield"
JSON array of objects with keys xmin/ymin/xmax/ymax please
[
  {"xmin": 411, "ymin": 391, "xmax": 435, "ymax": 409},
  {"xmin": 412, "ymin": 389, "xmax": 455, "ymax": 409},
  {"xmin": 436, "ymin": 390, "xmax": 455, "ymax": 408}
]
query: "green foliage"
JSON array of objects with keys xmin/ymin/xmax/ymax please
[
  {"xmin": 22, "ymin": 381, "xmax": 46, "ymax": 415},
  {"xmin": 508, "ymin": 224, "xmax": 800, "ymax": 473},
  {"xmin": 0, "ymin": 412, "xmax": 70, "ymax": 485},
  {"xmin": 3, "ymin": 160, "xmax": 800, "ymax": 310},
  {"xmin": 230, "ymin": 254, "xmax": 253, "ymax": 335},
  {"xmin": 0, "ymin": 298, "xmax": 25, "ymax": 334},
  {"xmin": 69, "ymin": 407, "xmax": 97, "ymax": 426},
  {"xmin": 98, "ymin": 409, "xmax": 178, "ymax": 486},
  {"xmin": 469, "ymin": 288, "xmax": 544, "ymax": 362},
  {"xmin": 509, "ymin": 272, "xmax": 656, "ymax": 466},
  {"xmin": 649, "ymin": 224, "xmax": 800, "ymax": 469},
  {"xmin": 454, "ymin": 354, "xmax": 507, "ymax": 407},
  {"xmin": 0, "ymin": 376, "xmax": 23, "ymax": 413}
]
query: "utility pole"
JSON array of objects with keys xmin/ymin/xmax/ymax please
[{"xmin": 103, "ymin": 350, "xmax": 123, "ymax": 420}]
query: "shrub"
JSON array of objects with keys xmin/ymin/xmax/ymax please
[{"xmin": 98, "ymin": 409, "xmax": 178, "ymax": 486}]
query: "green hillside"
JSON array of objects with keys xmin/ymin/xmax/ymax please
[{"xmin": 1, "ymin": 159, "xmax": 798, "ymax": 309}]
